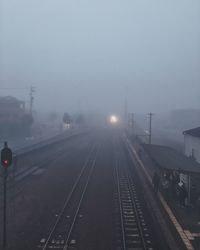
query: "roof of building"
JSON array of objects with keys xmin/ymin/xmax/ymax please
[
  {"xmin": 0, "ymin": 96, "xmax": 24, "ymax": 104},
  {"xmin": 142, "ymin": 144, "xmax": 200, "ymax": 174},
  {"xmin": 183, "ymin": 127, "xmax": 200, "ymax": 138}
]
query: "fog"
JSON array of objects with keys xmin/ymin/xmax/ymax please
[{"xmin": 0, "ymin": 0, "xmax": 200, "ymax": 114}]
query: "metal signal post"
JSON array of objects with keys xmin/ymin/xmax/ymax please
[
  {"xmin": 1, "ymin": 142, "xmax": 12, "ymax": 248},
  {"xmin": 3, "ymin": 167, "xmax": 8, "ymax": 248}
]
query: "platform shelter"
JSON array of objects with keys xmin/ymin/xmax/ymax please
[{"xmin": 142, "ymin": 144, "xmax": 200, "ymax": 204}]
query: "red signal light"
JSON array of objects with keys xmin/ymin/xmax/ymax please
[{"xmin": 1, "ymin": 143, "xmax": 12, "ymax": 167}]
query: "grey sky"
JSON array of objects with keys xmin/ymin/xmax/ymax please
[{"xmin": 0, "ymin": 0, "xmax": 200, "ymax": 114}]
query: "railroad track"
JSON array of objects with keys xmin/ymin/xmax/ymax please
[
  {"xmin": 37, "ymin": 144, "xmax": 99, "ymax": 250},
  {"xmin": 0, "ymin": 130, "xmax": 88, "ymax": 190},
  {"xmin": 0, "ymin": 140, "xmax": 79, "ymax": 210},
  {"xmin": 114, "ymin": 140, "xmax": 154, "ymax": 250}
]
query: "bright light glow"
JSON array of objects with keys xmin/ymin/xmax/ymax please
[{"xmin": 110, "ymin": 115, "xmax": 118, "ymax": 124}]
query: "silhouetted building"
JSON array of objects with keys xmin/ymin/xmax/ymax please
[{"xmin": 0, "ymin": 96, "xmax": 32, "ymax": 136}]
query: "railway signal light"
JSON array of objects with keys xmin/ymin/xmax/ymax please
[
  {"xmin": 1, "ymin": 142, "xmax": 12, "ymax": 248},
  {"xmin": 1, "ymin": 142, "xmax": 12, "ymax": 167}
]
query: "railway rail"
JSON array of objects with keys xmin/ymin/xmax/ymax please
[
  {"xmin": 1, "ymin": 130, "xmax": 173, "ymax": 250},
  {"xmin": 37, "ymin": 144, "xmax": 99, "ymax": 250},
  {"xmin": 0, "ymin": 129, "xmax": 88, "ymax": 185},
  {"xmin": 114, "ymin": 138, "xmax": 155, "ymax": 250},
  {"xmin": 0, "ymin": 131, "xmax": 90, "ymax": 209},
  {"xmin": 14, "ymin": 129, "xmax": 89, "ymax": 156}
]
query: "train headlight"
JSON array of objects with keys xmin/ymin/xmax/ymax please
[{"xmin": 110, "ymin": 115, "xmax": 118, "ymax": 124}]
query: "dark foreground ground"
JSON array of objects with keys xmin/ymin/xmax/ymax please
[{"xmin": 0, "ymin": 128, "xmax": 174, "ymax": 250}]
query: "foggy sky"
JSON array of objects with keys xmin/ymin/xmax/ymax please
[{"xmin": 0, "ymin": 0, "xmax": 200, "ymax": 114}]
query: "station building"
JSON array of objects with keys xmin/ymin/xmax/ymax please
[
  {"xmin": 0, "ymin": 96, "xmax": 30, "ymax": 136},
  {"xmin": 0, "ymin": 96, "xmax": 25, "ymax": 121}
]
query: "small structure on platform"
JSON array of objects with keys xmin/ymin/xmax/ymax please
[
  {"xmin": 183, "ymin": 127, "xmax": 200, "ymax": 164},
  {"xmin": 142, "ymin": 144, "xmax": 200, "ymax": 205}
]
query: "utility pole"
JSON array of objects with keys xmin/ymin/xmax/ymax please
[
  {"xmin": 130, "ymin": 113, "xmax": 134, "ymax": 134},
  {"xmin": 124, "ymin": 96, "xmax": 128, "ymax": 126},
  {"xmin": 147, "ymin": 112, "xmax": 154, "ymax": 144},
  {"xmin": 131, "ymin": 113, "xmax": 134, "ymax": 128},
  {"xmin": 124, "ymin": 85, "xmax": 128, "ymax": 126},
  {"xmin": 29, "ymin": 86, "xmax": 35, "ymax": 116}
]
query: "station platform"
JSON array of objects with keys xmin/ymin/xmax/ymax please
[{"xmin": 126, "ymin": 134, "xmax": 200, "ymax": 250}]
